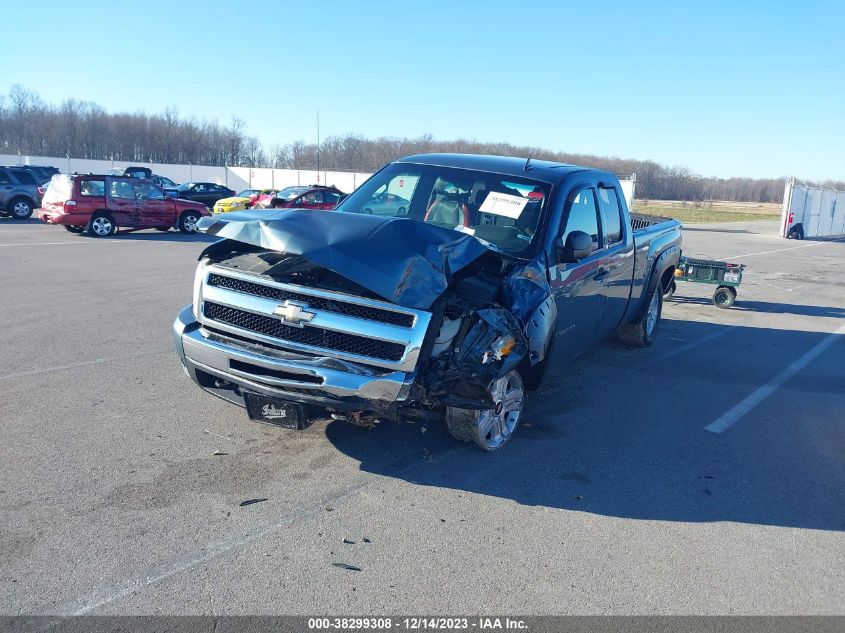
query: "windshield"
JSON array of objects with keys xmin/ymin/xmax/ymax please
[
  {"xmin": 158, "ymin": 176, "xmax": 177, "ymax": 186},
  {"xmin": 334, "ymin": 163, "xmax": 549, "ymax": 255},
  {"xmin": 277, "ymin": 186, "xmax": 308, "ymax": 201},
  {"xmin": 177, "ymin": 183, "xmax": 192, "ymax": 191},
  {"xmin": 236, "ymin": 189, "xmax": 258, "ymax": 197}
]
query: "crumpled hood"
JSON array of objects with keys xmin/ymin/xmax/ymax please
[{"xmin": 197, "ymin": 209, "xmax": 494, "ymax": 310}]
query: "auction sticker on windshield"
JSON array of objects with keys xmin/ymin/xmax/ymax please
[{"xmin": 479, "ymin": 192, "xmax": 528, "ymax": 219}]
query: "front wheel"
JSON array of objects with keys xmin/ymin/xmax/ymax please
[
  {"xmin": 617, "ymin": 284, "xmax": 663, "ymax": 347},
  {"xmin": 179, "ymin": 211, "xmax": 201, "ymax": 233},
  {"xmin": 446, "ymin": 370, "xmax": 525, "ymax": 451}
]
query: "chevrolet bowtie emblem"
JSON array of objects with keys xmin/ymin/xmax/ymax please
[{"xmin": 273, "ymin": 300, "xmax": 316, "ymax": 327}]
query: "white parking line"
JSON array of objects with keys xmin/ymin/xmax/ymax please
[
  {"xmin": 0, "ymin": 241, "xmax": 130, "ymax": 247},
  {"xmin": 0, "ymin": 351, "xmax": 169, "ymax": 381},
  {"xmin": 705, "ymin": 321, "xmax": 845, "ymax": 433},
  {"xmin": 721, "ymin": 238, "xmax": 844, "ymax": 261}
]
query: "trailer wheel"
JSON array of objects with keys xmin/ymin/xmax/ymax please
[
  {"xmin": 663, "ymin": 279, "xmax": 677, "ymax": 300},
  {"xmin": 713, "ymin": 286, "xmax": 736, "ymax": 309},
  {"xmin": 617, "ymin": 285, "xmax": 663, "ymax": 347}
]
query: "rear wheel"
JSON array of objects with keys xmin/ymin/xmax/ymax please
[
  {"xmin": 87, "ymin": 213, "xmax": 116, "ymax": 237},
  {"xmin": 713, "ymin": 286, "xmax": 736, "ymax": 309},
  {"xmin": 9, "ymin": 197, "xmax": 33, "ymax": 219},
  {"xmin": 446, "ymin": 370, "xmax": 525, "ymax": 452},
  {"xmin": 63, "ymin": 225, "xmax": 84, "ymax": 233},
  {"xmin": 178, "ymin": 211, "xmax": 201, "ymax": 233},
  {"xmin": 617, "ymin": 285, "xmax": 663, "ymax": 347}
]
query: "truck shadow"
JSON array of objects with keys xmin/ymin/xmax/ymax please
[
  {"xmin": 326, "ymin": 319, "xmax": 845, "ymax": 531},
  {"xmin": 667, "ymin": 296, "xmax": 845, "ymax": 318}
]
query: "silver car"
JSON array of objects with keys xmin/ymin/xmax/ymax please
[
  {"xmin": 0, "ymin": 166, "xmax": 43, "ymax": 219},
  {"xmin": 362, "ymin": 192, "xmax": 410, "ymax": 216}
]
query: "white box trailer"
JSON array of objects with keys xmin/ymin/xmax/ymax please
[{"xmin": 780, "ymin": 178, "xmax": 845, "ymax": 239}]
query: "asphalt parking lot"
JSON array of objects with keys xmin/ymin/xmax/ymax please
[{"xmin": 1, "ymin": 217, "xmax": 843, "ymax": 615}]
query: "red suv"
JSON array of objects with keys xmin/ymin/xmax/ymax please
[
  {"xmin": 269, "ymin": 185, "xmax": 345, "ymax": 210},
  {"xmin": 40, "ymin": 174, "xmax": 210, "ymax": 236}
]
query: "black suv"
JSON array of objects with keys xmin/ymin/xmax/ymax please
[
  {"xmin": 0, "ymin": 167, "xmax": 43, "ymax": 219},
  {"xmin": 15, "ymin": 164, "xmax": 60, "ymax": 184}
]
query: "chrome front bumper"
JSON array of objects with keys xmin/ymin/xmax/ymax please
[{"xmin": 173, "ymin": 306, "xmax": 415, "ymax": 409}]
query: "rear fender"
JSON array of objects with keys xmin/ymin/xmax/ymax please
[{"xmin": 630, "ymin": 244, "xmax": 680, "ymax": 323}]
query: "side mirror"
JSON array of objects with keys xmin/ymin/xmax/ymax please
[{"xmin": 557, "ymin": 230, "xmax": 593, "ymax": 263}]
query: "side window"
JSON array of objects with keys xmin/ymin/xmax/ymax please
[
  {"xmin": 136, "ymin": 182, "xmax": 165, "ymax": 200},
  {"xmin": 302, "ymin": 191, "xmax": 321, "ymax": 204},
  {"xmin": 597, "ymin": 188, "xmax": 623, "ymax": 245},
  {"xmin": 563, "ymin": 187, "xmax": 601, "ymax": 252},
  {"xmin": 110, "ymin": 180, "xmax": 136, "ymax": 199},
  {"xmin": 193, "ymin": 184, "xmax": 206, "ymax": 193},
  {"xmin": 10, "ymin": 170, "xmax": 37, "ymax": 185},
  {"xmin": 0, "ymin": 170, "xmax": 11, "ymax": 185},
  {"xmin": 322, "ymin": 191, "xmax": 341, "ymax": 205},
  {"xmin": 79, "ymin": 178, "xmax": 105, "ymax": 197}
]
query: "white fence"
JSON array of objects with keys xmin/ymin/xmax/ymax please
[
  {"xmin": 3, "ymin": 152, "xmax": 637, "ymax": 212},
  {"xmin": 780, "ymin": 179, "xmax": 845, "ymax": 238},
  {"xmin": 1, "ymin": 154, "xmax": 373, "ymax": 194}
]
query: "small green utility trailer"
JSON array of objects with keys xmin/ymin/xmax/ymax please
[{"xmin": 664, "ymin": 256, "xmax": 745, "ymax": 308}]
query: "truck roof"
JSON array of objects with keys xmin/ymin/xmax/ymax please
[{"xmin": 396, "ymin": 153, "xmax": 605, "ymax": 185}]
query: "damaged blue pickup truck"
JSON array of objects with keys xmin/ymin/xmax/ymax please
[{"xmin": 173, "ymin": 154, "xmax": 681, "ymax": 451}]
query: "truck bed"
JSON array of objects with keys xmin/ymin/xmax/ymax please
[{"xmin": 630, "ymin": 212, "xmax": 675, "ymax": 232}]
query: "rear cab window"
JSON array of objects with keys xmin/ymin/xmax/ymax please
[{"xmin": 597, "ymin": 187, "xmax": 624, "ymax": 245}]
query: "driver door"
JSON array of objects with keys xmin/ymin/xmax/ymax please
[{"xmin": 547, "ymin": 186, "xmax": 605, "ymax": 362}]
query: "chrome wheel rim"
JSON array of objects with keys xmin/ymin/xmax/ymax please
[
  {"xmin": 646, "ymin": 290, "xmax": 659, "ymax": 335},
  {"xmin": 12, "ymin": 201, "xmax": 30, "ymax": 217},
  {"xmin": 91, "ymin": 217, "xmax": 112, "ymax": 235},
  {"xmin": 183, "ymin": 215, "xmax": 199, "ymax": 232},
  {"xmin": 476, "ymin": 370, "xmax": 524, "ymax": 450}
]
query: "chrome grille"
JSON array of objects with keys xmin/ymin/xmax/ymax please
[
  {"xmin": 207, "ymin": 273, "xmax": 414, "ymax": 327},
  {"xmin": 204, "ymin": 302, "xmax": 405, "ymax": 362}
]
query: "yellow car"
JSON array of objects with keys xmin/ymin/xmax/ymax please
[{"xmin": 212, "ymin": 189, "xmax": 275, "ymax": 214}]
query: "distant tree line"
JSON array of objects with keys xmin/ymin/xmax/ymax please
[{"xmin": 2, "ymin": 85, "xmax": 841, "ymax": 202}]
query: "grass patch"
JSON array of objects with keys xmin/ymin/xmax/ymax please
[{"xmin": 634, "ymin": 204, "xmax": 781, "ymax": 224}]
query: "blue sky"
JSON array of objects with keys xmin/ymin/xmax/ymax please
[{"xmin": 5, "ymin": 0, "xmax": 844, "ymax": 179}]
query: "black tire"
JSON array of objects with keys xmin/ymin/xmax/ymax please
[
  {"xmin": 9, "ymin": 197, "xmax": 34, "ymax": 219},
  {"xmin": 617, "ymin": 284, "xmax": 663, "ymax": 347},
  {"xmin": 663, "ymin": 279, "xmax": 677, "ymax": 300},
  {"xmin": 87, "ymin": 212, "xmax": 116, "ymax": 237},
  {"xmin": 63, "ymin": 225, "xmax": 84, "ymax": 233},
  {"xmin": 713, "ymin": 286, "xmax": 736, "ymax": 309},
  {"xmin": 787, "ymin": 227, "xmax": 803, "ymax": 240},
  {"xmin": 178, "ymin": 211, "xmax": 201, "ymax": 234}
]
